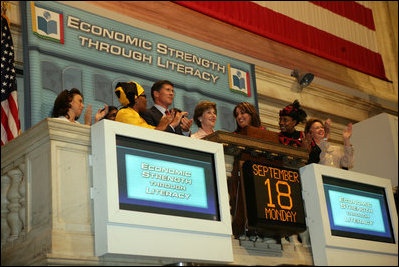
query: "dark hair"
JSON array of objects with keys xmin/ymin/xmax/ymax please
[
  {"xmin": 233, "ymin": 102, "xmax": 261, "ymax": 132},
  {"xmin": 279, "ymin": 100, "xmax": 307, "ymax": 125},
  {"xmin": 104, "ymin": 106, "xmax": 118, "ymax": 120},
  {"xmin": 305, "ymin": 118, "xmax": 324, "ymax": 135},
  {"xmin": 51, "ymin": 88, "xmax": 83, "ymax": 120},
  {"xmin": 193, "ymin": 101, "xmax": 217, "ymax": 128},
  {"xmin": 150, "ymin": 80, "xmax": 174, "ymax": 102}
]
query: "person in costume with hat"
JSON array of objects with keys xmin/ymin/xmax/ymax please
[
  {"xmin": 114, "ymin": 81, "xmax": 176, "ymax": 131},
  {"xmin": 278, "ymin": 100, "xmax": 308, "ymax": 147}
]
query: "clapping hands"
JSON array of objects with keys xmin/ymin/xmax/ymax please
[
  {"xmin": 84, "ymin": 104, "xmax": 109, "ymax": 125},
  {"xmin": 94, "ymin": 104, "xmax": 108, "ymax": 123},
  {"xmin": 157, "ymin": 113, "xmax": 173, "ymax": 131},
  {"xmin": 170, "ymin": 110, "xmax": 193, "ymax": 132},
  {"xmin": 180, "ymin": 115, "xmax": 193, "ymax": 132}
]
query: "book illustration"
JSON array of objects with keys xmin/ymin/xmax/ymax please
[
  {"xmin": 233, "ymin": 71, "xmax": 246, "ymax": 90},
  {"xmin": 38, "ymin": 11, "xmax": 58, "ymax": 35}
]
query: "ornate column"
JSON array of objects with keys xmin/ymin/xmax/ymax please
[
  {"xmin": 18, "ymin": 163, "xmax": 26, "ymax": 239},
  {"xmin": 1, "ymin": 174, "xmax": 11, "ymax": 247},
  {"xmin": 6, "ymin": 167, "xmax": 23, "ymax": 242}
]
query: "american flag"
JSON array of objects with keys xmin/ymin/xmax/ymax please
[
  {"xmin": 1, "ymin": 14, "xmax": 20, "ymax": 146},
  {"xmin": 175, "ymin": 1, "xmax": 386, "ymax": 80}
]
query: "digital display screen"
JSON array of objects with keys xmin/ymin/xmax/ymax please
[
  {"xmin": 242, "ymin": 161, "xmax": 306, "ymax": 236},
  {"xmin": 116, "ymin": 135, "xmax": 220, "ymax": 221},
  {"xmin": 323, "ymin": 175, "xmax": 395, "ymax": 243}
]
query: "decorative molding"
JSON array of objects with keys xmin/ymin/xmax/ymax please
[
  {"xmin": 255, "ymin": 66, "xmax": 397, "ymax": 121},
  {"xmin": 18, "ymin": 163, "xmax": 26, "ymax": 240},
  {"xmin": 253, "ymin": 66, "xmax": 398, "ymax": 144},
  {"xmin": 1, "ymin": 175, "xmax": 11, "ymax": 247},
  {"xmin": 6, "ymin": 168, "xmax": 23, "ymax": 242}
]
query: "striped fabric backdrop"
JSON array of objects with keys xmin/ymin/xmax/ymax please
[
  {"xmin": 1, "ymin": 14, "xmax": 21, "ymax": 146},
  {"xmin": 175, "ymin": 1, "xmax": 387, "ymax": 80}
]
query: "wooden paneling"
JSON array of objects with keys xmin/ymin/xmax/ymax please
[{"xmin": 87, "ymin": 1, "xmax": 397, "ymax": 103}]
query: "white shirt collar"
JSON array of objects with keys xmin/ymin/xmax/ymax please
[{"xmin": 154, "ymin": 104, "xmax": 168, "ymax": 115}]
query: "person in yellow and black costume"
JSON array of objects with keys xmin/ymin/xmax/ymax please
[{"xmin": 115, "ymin": 81, "xmax": 174, "ymax": 131}]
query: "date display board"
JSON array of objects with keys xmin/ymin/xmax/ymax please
[{"xmin": 242, "ymin": 161, "xmax": 306, "ymax": 236}]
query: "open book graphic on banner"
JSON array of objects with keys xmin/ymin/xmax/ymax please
[
  {"xmin": 31, "ymin": 2, "xmax": 64, "ymax": 44},
  {"xmin": 38, "ymin": 12, "xmax": 58, "ymax": 35},
  {"xmin": 228, "ymin": 64, "xmax": 251, "ymax": 97}
]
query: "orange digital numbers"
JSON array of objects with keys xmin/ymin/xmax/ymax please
[
  {"xmin": 276, "ymin": 181, "xmax": 293, "ymax": 210},
  {"xmin": 264, "ymin": 179, "xmax": 293, "ymax": 210},
  {"xmin": 264, "ymin": 179, "xmax": 276, "ymax": 208}
]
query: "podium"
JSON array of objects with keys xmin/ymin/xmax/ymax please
[
  {"xmin": 204, "ymin": 126, "xmax": 309, "ymax": 238},
  {"xmin": 91, "ymin": 120, "xmax": 233, "ymax": 263}
]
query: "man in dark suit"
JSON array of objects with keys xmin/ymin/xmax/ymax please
[{"xmin": 140, "ymin": 80, "xmax": 193, "ymax": 135}]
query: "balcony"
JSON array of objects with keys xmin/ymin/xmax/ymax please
[{"xmin": 1, "ymin": 118, "xmax": 312, "ymax": 265}]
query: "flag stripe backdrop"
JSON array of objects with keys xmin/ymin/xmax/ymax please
[
  {"xmin": 1, "ymin": 14, "xmax": 21, "ymax": 146},
  {"xmin": 174, "ymin": 1, "xmax": 387, "ymax": 80},
  {"xmin": 310, "ymin": 1, "xmax": 375, "ymax": 30},
  {"xmin": 1, "ymin": 99, "xmax": 16, "ymax": 142},
  {"xmin": 253, "ymin": 1, "xmax": 378, "ymax": 53}
]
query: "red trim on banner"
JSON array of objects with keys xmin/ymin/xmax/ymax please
[
  {"xmin": 246, "ymin": 72, "xmax": 251, "ymax": 97},
  {"xmin": 174, "ymin": 1, "xmax": 387, "ymax": 80},
  {"xmin": 59, "ymin": 14, "xmax": 64, "ymax": 44},
  {"xmin": 310, "ymin": 1, "xmax": 375, "ymax": 30}
]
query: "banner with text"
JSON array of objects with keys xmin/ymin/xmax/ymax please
[{"xmin": 25, "ymin": 1, "xmax": 258, "ymax": 131}]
